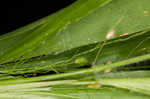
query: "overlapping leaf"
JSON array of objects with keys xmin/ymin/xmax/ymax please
[{"xmin": 0, "ymin": 0, "xmax": 150, "ymax": 99}]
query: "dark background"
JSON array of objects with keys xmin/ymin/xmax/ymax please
[{"xmin": 0, "ymin": 0, "xmax": 75, "ymax": 35}]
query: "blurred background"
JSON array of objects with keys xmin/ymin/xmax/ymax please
[{"xmin": 0, "ymin": 0, "xmax": 75, "ymax": 35}]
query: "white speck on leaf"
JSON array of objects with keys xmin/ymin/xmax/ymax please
[
  {"xmin": 119, "ymin": 33, "xmax": 129, "ymax": 37},
  {"xmin": 106, "ymin": 29, "xmax": 115, "ymax": 39},
  {"xmin": 54, "ymin": 50, "xmax": 65, "ymax": 55},
  {"xmin": 144, "ymin": 11, "xmax": 148, "ymax": 16}
]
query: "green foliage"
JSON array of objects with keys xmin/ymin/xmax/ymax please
[{"xmin": 0, "ymin": 0, "xmax": 150, "ymax": 98}]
